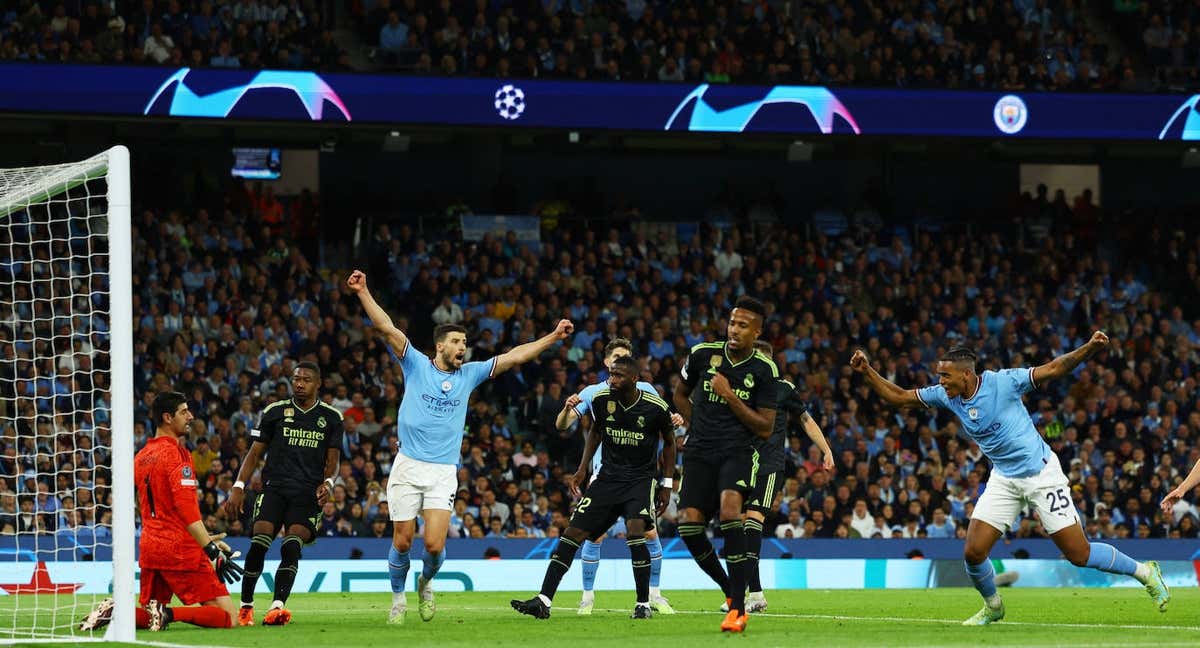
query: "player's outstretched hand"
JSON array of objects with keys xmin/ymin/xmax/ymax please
[
  {"xmin": 823, "ymin": 451, "xmax": 836, "ymax": 472},
  {"xmin": 346, "ymin": 269, "xmax": 367, "ymax": 294},
  {"xmin": 222, "ymin": 489, "xmax": 245, "ymax": 518},
  {"xmin": 849, "ymin": 349, "xmax": 869, "ymax": 373},
  {"xmin": 204, "ymin": 540, "xmax": 245, "ymax": 584},
  {"xmin": 1087, "ymin": 330, "xmax": 1110, "ymax": 352},
  {"xmin": 209, "ymin": 532, "xmax": 242, "ymax": 559},
  {"xmin": 1161, "ymin": 487, "xmax": 1186, "ymax": 515},
  {"xmin": 553, "ymin": 319, "xmax": 575, "ymax": 340},
  {"xmin": 670, "ymin": 412, "xmax": 684, "ymax": 428},
  {"xmin": 564, "ymin": 394, "xmax": 582, "ymax": 411}
]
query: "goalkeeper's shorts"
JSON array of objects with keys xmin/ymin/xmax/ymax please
[{"xmin": 140, "ymin": 568, "xmax": 227, "ymax": 606}]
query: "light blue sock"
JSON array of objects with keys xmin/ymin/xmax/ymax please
[
  {"xmin": 964, "ymin": 560, "xmax": 997, "ymax": 599},
  {"xmin": 422, "ymin": 548, "xmax": 446, "ymax": 580},
  {"xmin": 581, "ymin": 540, "xmax": 601, "ymax": 592},
  {"xmin": 1085, "ymin": 543, "xmax": 1138, "ymax": 576},
  {"xmin": 388, "ymin": 545, "xmax": 410, "ymax": 593},
  {"xmin": 647, "ymin": 535, "xmax": 663, "ymax": 588}
]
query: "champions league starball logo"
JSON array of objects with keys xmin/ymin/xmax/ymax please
[
  {"xmin": 664, "ymin": 84, "xmax": 861, "ymax": 134},
  {"xmin": 143, "ymin": 68, "xmax": 351, "ymax": 120},
  {"xmin": 1159, "ymin": 95, "xmax": 1200, "ymax": 140},
  {"xmin": 494, "ymin": 84, "xmax": 526, "ymax": 120},
  {"xmin": 993, "ymin": 94, "xmax": 1028, "ymax": 135}
]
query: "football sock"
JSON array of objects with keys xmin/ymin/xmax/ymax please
[
  {"xmin": 627, "ymin": 535, "xmax": 651, "ymax": 605},
  {"xmin": 679, "ymin": 522, "xmax": 730, "ymax": 597},
  {"xmin": 647, "ymin": 534, "xmax": 663, "ymax": 589},
  {"xmin": 171, "ymin": 606, "xmax": 231, "ymax": 628},
  {"xmin": 540, "ymin": 535, "xmax": 582, "ymax": 601},
  {"xmin": 744, "ymin": 517, "xmax": 764, "ymax": 593},
  {"xmin": 720, "ymin": 519, "xmax": 747, "ymax": 614},
  {"xmin": 965, "ymin": 560, "xmax": 999, "ymax": 603},
  {"xmin": 421, "ymin": 547, "xmax": 446, "ymax": 581},
  {"xmin": 1086, "ymin": 543, "xmax": 1140, "ymax": 578},
  {"xmin": 272, "ymin": 535, "xmax": 302, "ymax": 605},
  {"xmin": 388, "ymin": 545, "xmax": 411, "ymax": 597},
  {"xmin": 241, "ymin": 533, "xmax": 272, "ymax": 606},
  {"xmin": 580, "ymin": 539, "xmax": 600, "ymax": 592}
]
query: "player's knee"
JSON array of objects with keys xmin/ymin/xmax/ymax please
[
  {"xmin": 392, "ymin": 534, "xmax": 412, "ymax": 553},
  {"xmin": 963, "ymin": 546, "xmax": 989, "ymax": 565},
  {"xmin": 718, "ymin": 505, "xmax": 742, "ymax": 522},
  {"xmin": 645, "ymin": 527, "xmax": 657, "ymax": 540},
  {"xmin": 281, "ymin": 535, "xmax": 303, "ymax": 563},
  {"xmin": 680, "ymin": 507, "xmax": 705, "ymax": 524},
  {"xmin": 1065, "ymin": 547, "xmax": 1090, "ymax": 567},
  {"xmin": 424, "ymin": 538, "xmax": 445, "ymax": 554}
]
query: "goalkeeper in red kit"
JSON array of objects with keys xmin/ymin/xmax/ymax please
[{"xmin": 80, "ymin": 391, "xmax": 244, "ymax": 632}]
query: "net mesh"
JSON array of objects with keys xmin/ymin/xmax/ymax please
[{"xmin": 0, "ymin": 152, "xmax": 117, "ymax": 639}]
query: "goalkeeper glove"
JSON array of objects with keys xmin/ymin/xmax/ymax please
[{"xmin": 204, "ymin": 540, "xmax": 245, "ymax": 584}]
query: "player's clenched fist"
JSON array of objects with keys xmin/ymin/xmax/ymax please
[
  {"xmin": 849, "ymin": 349, "xmax": 869, "ymax": 373},
  {"xmin": 346, "ymin": 269, "xmax": 367, "ymax": 293},
  {"xmin": 1087, "ymin": 330, "xmax": 1110, "ymax": 352},
  {"xmin": 553, "ymin": 319, "xmax": 574, "ymax": 339}
]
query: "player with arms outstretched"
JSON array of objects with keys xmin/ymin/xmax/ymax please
[
  {"xmin": 555, "ymin": 337, "xmax": 682, "ymax": 615},
  {"xmin": 512, "ymin": 355, "xmax": 676, "ymax": 620},
  {"xmin": 851, "ymin": 333, "xmax": 1170, "ymax": 625},
  {"xmin": 81, "ymin": 391, "xmax": 243, "ymax": 632},
  {"xmin": 346, "ymin": 269, "xmax": 573, "ymax": 625},
  {"xmin": 673, "ymin": 296, "xmax": 778, "ymax": 633},
  {"xmin": 224, "ymin": 361, "xmax": 343, "ymax": 626},
  {"xmin": 740, "ymin": 340, "xmax": 834, "ymax": 613}
]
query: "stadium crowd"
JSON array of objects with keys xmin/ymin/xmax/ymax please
[
  {"xmin": 1, "ymin": 0, "xmax": 1189, "ymax": 90},
  {"xmin": 3, "ymin": 179, "xmax": 1200, "ymax": 550}
]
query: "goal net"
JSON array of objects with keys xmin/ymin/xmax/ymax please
[{"xmin": 0, "ymin": 147, "xmax": 134, "ymax": 642}]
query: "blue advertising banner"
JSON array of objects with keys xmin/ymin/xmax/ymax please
[{"xmin": 0, "ymin": 63, "xmax": 1197, "ymax": 141}]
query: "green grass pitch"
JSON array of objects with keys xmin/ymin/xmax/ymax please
[{"xmin": 4, "ymin": 588, "xmax": 1198, "ymax": 647}]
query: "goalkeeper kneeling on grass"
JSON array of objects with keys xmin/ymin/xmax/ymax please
[{"xmin": 81, "ymin": 391, "xmax": 244, "ymax": 632}]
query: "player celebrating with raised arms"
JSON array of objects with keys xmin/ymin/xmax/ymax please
[
  {"xmin": 850, "ymin": 332, "xmax": 1170, "ymax": 626},
  {"xmin": 512, "ymin": 355, "xmax": 676, "ymax": 620},
  {"xmin": 346, "ymin": 269, "xmax": 573, "ymax": 625},
  {"xmin": 554, "ymin": 337, "xmax": 683, "ymax": 615}
]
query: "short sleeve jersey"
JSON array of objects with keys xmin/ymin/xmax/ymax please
[
  {"xmin": 680, "ymin": 342, "xmax": 779, "ymax": 456},
  {"xmin": 253, "ymin": 398, "xmax": 345, "ymax": 493},
  {"xmin": 576, "ymin": 380, "xmax": 660, "ymax": 474},
  {"xmin": 135, "ymin": 436, "xmax": 207, "ymax": 570},
  {"xmin": 590, "ymin": 388, "xmax": 673, "ymax": 483},
  {"xmin": 394, "ymin": 343, "xmax": 496, "ymax": 465},
  {"xmin": 915, "ymin": 368, "xmax": 1049, "ymax": 478}
]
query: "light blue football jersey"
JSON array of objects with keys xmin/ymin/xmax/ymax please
[
  {"xmin": 916, "ymin": 368, "xmax": 1049, "ymax": 478},
  {"xmin": 394, "ymin": 343, "xmax": 495, "ymax": 465},
  {"xmin": 575, "ymin": 380, "xmax": 659, "ymax": 474}
]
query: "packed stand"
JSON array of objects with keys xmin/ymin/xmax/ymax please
[
  {"xmin": 4, "ymin": 179, "xmax": 1200, "ymax": 548},
  {"xmin": 1106, "ymin": 0, "xmax": 1200, "ymax": 89},
  {"xmin": 358, "ymin": 0, "xmax": 1129, "ymax": 90},
  {"xmin": 0, "ymin": 0, "xmax": 1155, "ymax": 91},
  {"xmin": 0, "ymin": 0, "xmax": 349, "ymax": 71}
]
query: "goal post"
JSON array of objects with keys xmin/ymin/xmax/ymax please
[{"xmin": 0, "ymin": 146, "xmax": 134, "ymax": 642}]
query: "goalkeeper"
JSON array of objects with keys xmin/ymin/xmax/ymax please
[{"xmin": 80, "ymin": 391, "xmax": 244, "ymax": 632}]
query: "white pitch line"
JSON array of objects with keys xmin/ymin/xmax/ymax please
[{"xmin": 524, "ymin": 606, "xmax": 1200, "ymax": 633}]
